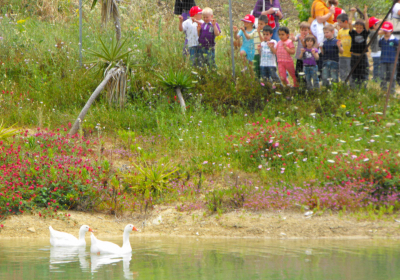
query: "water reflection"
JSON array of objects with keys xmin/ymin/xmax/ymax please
[
  {"xmin": 0, "ymin": 238, "xmax": 399, "ymax": 280},
  {"xmin": 49, "ymin": 246, "xmax": 134, "ymax": 279},
  {"xmin": 49, "ymin": 246, "xmax": 89, "ymax": 270},
  {"xmin": 90, "ymin": 253, "xmax": 134, "ymax": 280}
]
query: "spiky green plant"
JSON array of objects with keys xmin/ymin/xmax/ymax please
[
  {"xmin": 0, "ymin": 121, "xmax": 17, "ymax": 142},
  {"xmin": 86, "ymin": 37, "xmax": 133, "ymax": 108},
  {"xmin": 124, "ymin": 159, "xmax": 179, "ymax": 206},
  {"xmin": 157, "ymin": 69, "xmax": 194, "ymax": 113}
]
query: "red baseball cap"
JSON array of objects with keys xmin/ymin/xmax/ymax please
[
  {"xmin": 368, "ymin": 17, "xmax": 380, "ymax": 28},
  {"xmin": 381, "ymin": 21, "xmax": 393, "ymax": 32},
  {"xmin": 241, "ymin": 14, "xmax": 255, "ymax": 24},
  {"xmin": 189, "ymin": 6, "xmax": 202, "ymax": 17}
]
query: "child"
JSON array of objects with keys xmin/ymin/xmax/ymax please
[
  {"xmin": 197, "ymin": 7, "xmax": 221, "ymax": 68},
  {"xmin": 349, "ymin": 6, "xmax": 369, "ymax": 88},
  {"xmin": 336, "ymin": 13, "xmax": 352, "ymax": 82},
  {"xmin": 233, "ymin": 14, "xmax": 256, "ymax": 72},
  {"xmin": 174, "ymin": 0, "xmax": 197, "ymax": 55},
  {"xmin": 368, "ymin": 17, "xmax": 382, "ymax": 83},
  {"xmin": 258, "ymin": 26, "xmax": 280, "ymax": 85},
  {"xmin": 379, "ymin": 22, "xmax": 399, "ymax": 94},
  {"xmin": 270, "ymin": 26, "xmax": 298, "ymax": 87},
  {"xmin": 179, "ymin": 6, "xmax": 204, "ymax": 67},
  {"xmin": 320, "ymin": 25, "xmax": 343, "ymax": 86},
  {"xmin": 290, "ymin": 22, "xmax": 312, "ymax": 86},
  {"xmin": 254, "ymin": 15, "xmax": 268, "ymax": 79},
  {"xmin": 299, "ymin": 35, "xmax": 320, "ymax": 89}
]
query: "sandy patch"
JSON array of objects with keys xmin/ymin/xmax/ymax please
[{"xmin": 1, "ymin": 207, "xmax": 400, "ymax": 240}]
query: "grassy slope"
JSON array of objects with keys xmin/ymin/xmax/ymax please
[{"xmin": 0, "ymin": 0, "xmax": 399, "ymax": 215}]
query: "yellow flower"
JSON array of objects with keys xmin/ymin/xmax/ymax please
[
  {"xmin": 215, "ymin": 35, "xmax": 226, "ymax": 42},
  {"xmin": 17, "ymin": 19, "xmax": 26, "ymax": 24},
  {"xmin": 340, "ymin": 104, "xmax": 346, "ymax": 109}
]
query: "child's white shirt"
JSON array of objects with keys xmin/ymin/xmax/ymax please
[
  {"xmin": 393, "ymin": 3, "xmax": 400, "ymax": 19},
  {"xmin": 260, "ymin": 40, "xmax": 277, "ymax": 67},
  {"xmin": 182, "ymin": 18, "xmax": 204, "ymax": 48}
]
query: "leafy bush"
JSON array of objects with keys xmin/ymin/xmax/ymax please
[
  {"xmin": 292, "ymin": 0, "xmax": 312, "ymax": 22},
  {"xmin": 205, "ymin": 189, "xmax": 225, "ymax": 213}
]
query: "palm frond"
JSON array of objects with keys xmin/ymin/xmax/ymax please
[{"xmin": 85, "ymin": 37, "xmax": 134, "ymax": 108}]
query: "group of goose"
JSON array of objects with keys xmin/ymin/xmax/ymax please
[{"xmin": 49, "ymin": 224, "xmax": 138, "ymax": 255}]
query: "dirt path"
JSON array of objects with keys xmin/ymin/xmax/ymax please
[{"xmin": 1, "ymin": 207, "xmax": 400, "ymax": 240}]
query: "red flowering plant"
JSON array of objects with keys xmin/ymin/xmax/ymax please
[
  {"xmin": 322, "ymin": 150, "xmax": 400, "ymax": 199},
  {"xmin": 226, "ymin": 118, "xmax": 333, "ymax": 171},
  {"xmin": 0, "ymin": 127, "xmax": 103, "ymax": 219}
]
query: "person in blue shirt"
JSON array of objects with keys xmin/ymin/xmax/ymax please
[
  {"xmin": 319, "ymin": 25, "xmax": 343, "ymax": 87},
  {"xmin": 379, "ymin": 21, "xmax": 399, "ymax": 95}
]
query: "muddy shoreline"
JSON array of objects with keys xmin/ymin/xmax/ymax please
[{"xmin": 1, "ymin": 207, "xmax": 400, "ymax": 240}]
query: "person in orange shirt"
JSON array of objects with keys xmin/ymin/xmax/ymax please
[{"xmin": 310, "ymin": 0, "xmax": 335, "ymax": 44}]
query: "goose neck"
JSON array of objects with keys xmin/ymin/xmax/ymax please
[
  {"xmin": 78, "ymin": 229, "xmax": 86, "ymax": 241},
  {"xmin": 123, "ymin": 231, "xmax": 131, "ymax": 247}
]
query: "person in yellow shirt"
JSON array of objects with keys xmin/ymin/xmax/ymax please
[{"xmin": 336, "ymin": 13, "xmax": 352, "ymax": 82}]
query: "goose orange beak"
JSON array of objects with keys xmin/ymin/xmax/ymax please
[
  {"xmin": 89, "ymin": 227, "xmax": 94, "ymax": 232},
  {"xmin": 132, "ymin": 226, "xmax": 138, "ymax": 231}
]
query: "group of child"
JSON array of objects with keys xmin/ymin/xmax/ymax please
[
  {"xmin": 178, "ymin": 5, "xmax": 399, "ymax": 93},
  {"xmin": 178, "ymin": 6, "xmax": 221, "ymax": 68}
]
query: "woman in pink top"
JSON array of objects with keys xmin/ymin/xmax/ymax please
[{"xmin": 269, "ymin": 26, "xmax": 298, "ymax": 87}]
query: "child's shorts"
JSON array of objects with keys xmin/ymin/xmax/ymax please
[{"xmin": 240, "ymin": 46, "xmax": 255, "ymax": 61}]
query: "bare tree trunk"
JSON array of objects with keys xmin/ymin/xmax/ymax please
[
  {"xmin": 112, "ymin": 1, "xmax": 121, "ymax": 42},
  {"xmin": 175, "ymin": 87, "xmax": 186, "ymax": 113},
  {"xmin": 69, "ymin": 68, "xmax": 118, "ymax": 135}
]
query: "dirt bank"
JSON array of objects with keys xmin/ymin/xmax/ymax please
[{"xmin": 1, "ymin": 207, "xmax": 400, "ymax": 240}]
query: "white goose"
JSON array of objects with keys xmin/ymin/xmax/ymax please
[
  {"xmin": 49, "ymin": 225, "xmax": 93, "ymax": 247},
  {"xmin": 90, "ymin": 224, "xmax": 137, "ymax": 255}
]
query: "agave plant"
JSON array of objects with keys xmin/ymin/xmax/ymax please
[
  {"xmin": 0, "ymin": 121, "xmax": 17, "ymax": 142},
  {"xmin": 86, "ymin": 37, "xmax": 133, "ymax": 107},
  {"xmin": 125, "ymin": 160, "xmax": 179, "ymax": 196},
  {"xmin": 90, "ymin": 0, "xmax": 121, "ymax": 41},
  {"xmin": 157, "ymin": 69, "xmax": 194, "ymax": 113}
]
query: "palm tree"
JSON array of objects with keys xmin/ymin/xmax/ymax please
[
  {"xmin": 91, "ymin": 0, "xmax": 122, "ymax": 41},
  {"xmin": 69, "ymin": 37, "xmax": 132, "ymax": 135}
]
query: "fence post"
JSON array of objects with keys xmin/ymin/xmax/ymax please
[
  {"xmin": 383, "ymin": 42, "xmax": 400, "ymax": 117},
  {"xmin": 229, "ymin": 0, "xmax": 236, "ymax": 79},
  {"xmin": 79, "ymin": 0, "xmax": 83, "ymax": 67}
]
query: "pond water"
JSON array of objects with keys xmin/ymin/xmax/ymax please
[{"xmin": 0, "ymin": 237, "xmax": 399, "ymax": 279}]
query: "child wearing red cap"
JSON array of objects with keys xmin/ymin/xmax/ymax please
[
  {"xmin": 368, "ymin": 17, "xmax": 382, "ymax": 83},
  {"xmin": 179, "ymin": 6, "xmax": 204, "ymax": 66},
  {"xmin": 174, "ymin": 0, "xmax": 196, "ymax": 55},
  {"xmin": 379, "ymin": 21, "xmax": 399, "ymax": 94},
  {"xmin": 233, "ymin": 14, "xmax": 256, "ymax": 72}
]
